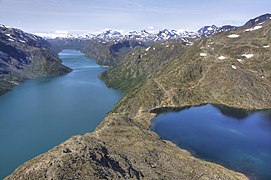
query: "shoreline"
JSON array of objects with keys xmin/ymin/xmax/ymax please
[
  {"xmin": 6, "ymin": 94, "xmax": 252, "ymax": 179},
  {"xmin": 7, "ymin": 54, "xmax": 271, "ymax": 179}
]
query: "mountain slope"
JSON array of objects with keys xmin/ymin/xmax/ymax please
[
  {"xmin": 242, "ymin": 13, "xmax": 271, "ymax": 28},
  {"xmin": 0, "ymin": 25, "xmax": 71, "ymax": 95},
  {"xmin": 103, "ymin": 18, "xmax": 271, "ymax": 114},
  {"xmin": 6, "ymin": 15, "xmax": 271, "ymax": 180},
  {"xmin": 81, "ymin": 39, "xmax": 146, "ymax": 66}
]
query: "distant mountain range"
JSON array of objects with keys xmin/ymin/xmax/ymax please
[
  {"xmin": 35, "ymin": 29, "xmax": 198, "ymax": 42},
  {"xmin": 33, "ymin": 13, "xmax": 271, "ymax": 42}
]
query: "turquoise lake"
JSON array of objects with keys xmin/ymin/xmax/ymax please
[
  {"xmin": 0, "ymin": 49, "xmax": 122, "ymax": 179},
  {"xmin": 151, "ymin": 104, "xmax": 271, "ymax": 180},
  {"xmin": 1, "ymin": 50, "xmax": 271, "ymax": 180}
]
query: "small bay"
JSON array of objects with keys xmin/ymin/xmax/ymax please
[
  {"xmin": 151, "ymin": 104, "xmax": 271, "ymax": 180},
  {"xmin": 0, "ymin": 49, "xmax": 122, "ymax": 179}
]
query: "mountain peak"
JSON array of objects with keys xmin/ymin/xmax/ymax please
[{"xmin": 243, "ymin": 13, "xmax": 271, "ymax": 28}]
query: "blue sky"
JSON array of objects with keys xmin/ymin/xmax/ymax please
[{"xmin": 0, "ymin": 0, "xmax": 270, "ymax": 33}]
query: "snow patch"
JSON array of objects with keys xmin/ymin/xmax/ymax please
[
  {"xmin": 218, "ymin": 55, "xmax": 226, "ymax": 60},
  {"xmin": 166, "ymin": 45, "xmax": 170, "ymax": 48},
  {"xmin": 263, "ymin": 45, "xmax": 270, "ymax": 48},
  {"xmin": 237, "ymin": 59, "xmax": 243, "ymax": 63},
  {"xmin": 244, "ymin": 26, "xmax": 262, "ymax": 32},
  {"xmin": 241, "ymin": 54, "xmax": 254, "ymax": 59},
  {"xmin": 153, "ymin": 47, "xmax": 156, "ymax": 50},
  {"xmin": 228, "ymin": 34, "xmax": 239, "ymax": 38},
  {"xmin": 19, "ymin": 39, "xmax": 26, "ymax": 43},
  {"xmin": 200, "ymin": 53, "xmax": 207, "ymax": 57},
  {"xmin": 9, "ymin": 81, "xmax": 19, "ymax": 85},
  {"xmin": 8, "ymin": 38, "xmax": 14, "ymax": 42},
  {"xmin": 145, "ymin": 47, "xmax": 151, "ymax": 51},
  {"xmin": 231, "ymin": 65, "xmax": 237, "ymax": 69},
  {"xmin": 207, "ymin": 27, "xmax": 213, "ymax": 30},
  {"xmin": 5, "ymin": 34, "xmax": 12, "ymax": 38}
]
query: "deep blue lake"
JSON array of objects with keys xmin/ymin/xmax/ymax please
[
  {"xmin": 0, "ymin": 49, "xmax": 122, "ymax": 179},
  {"xmin": 151, "ymin": 104, "xmax": 271, "ymax": 180}
]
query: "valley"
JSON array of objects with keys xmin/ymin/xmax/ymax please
[
  {"xmin": 1, "ymin": 13, "xmax": 271, "ymax": 180},
  {"xmin": 0, "ymin": 49, "xmax": 121, "ymax": 179}
]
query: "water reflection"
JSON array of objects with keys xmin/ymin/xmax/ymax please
[
  {"xmin": 151, "ymin": 104, "xmax": 271, "ymax": 180},
  {"xmin": 213, "ymin": 104, "xmax": 252, "ymax": 120}
]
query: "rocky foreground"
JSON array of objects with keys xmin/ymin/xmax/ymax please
[{"xmin": 6, "ymin": 17, "xmax": 271, "ymax": 179}]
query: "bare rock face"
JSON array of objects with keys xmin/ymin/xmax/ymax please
[{"xmin": 0, "ymin": 25, "xmax": 71, "ymax": 95}]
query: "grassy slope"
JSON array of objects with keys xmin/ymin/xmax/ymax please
[{"xmin": 103, "ymin": 20, "xmax": 271, "ymax": 116}]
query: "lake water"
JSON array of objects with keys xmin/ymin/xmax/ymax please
[
  {"xmin": 0, "ymin": 49, "xmax": 122, "ymax": 179},
  {"xmin": 151, "ymin": 104, "xmax": 271, "ymax": 180}
]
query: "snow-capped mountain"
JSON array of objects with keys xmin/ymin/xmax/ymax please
[
  {"xmin": 95, "ymin": 30, "xmax": 124, "ymax": 40},
  {"xmin": 243, "ymin": 13, "xmax": 271, "ymax": 28},
  {"xmin": 35, "ymin": 29, "xmax": 199, "ymax": 42},
  {"xmin": 34, "ymin": 31, "xmax": 95, "ymax": 39},
  {"xmin": 0, "ymin": 24, "xmax": 50, "ymax": 47},
  {"xmin": 33, "ymin": 13, "xmax": 271, "ymax": 41},
  {"xmin": 197, "ymin": 13, "xmax": 271, "ymax": 37},
  {"xmin": 198, "ymin": 25, "xmax": 219, "ymax": 37},
  {"xmin": 126, "ymin": 30, "xmax": 155, "ymax": 41},
  {"xmin": 197, "ymin": 25, "xmax": 237, "ymax": 37},
  {"xmin": 34, "ymin": 25, "xmax": 237, "ymax": 42}
]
